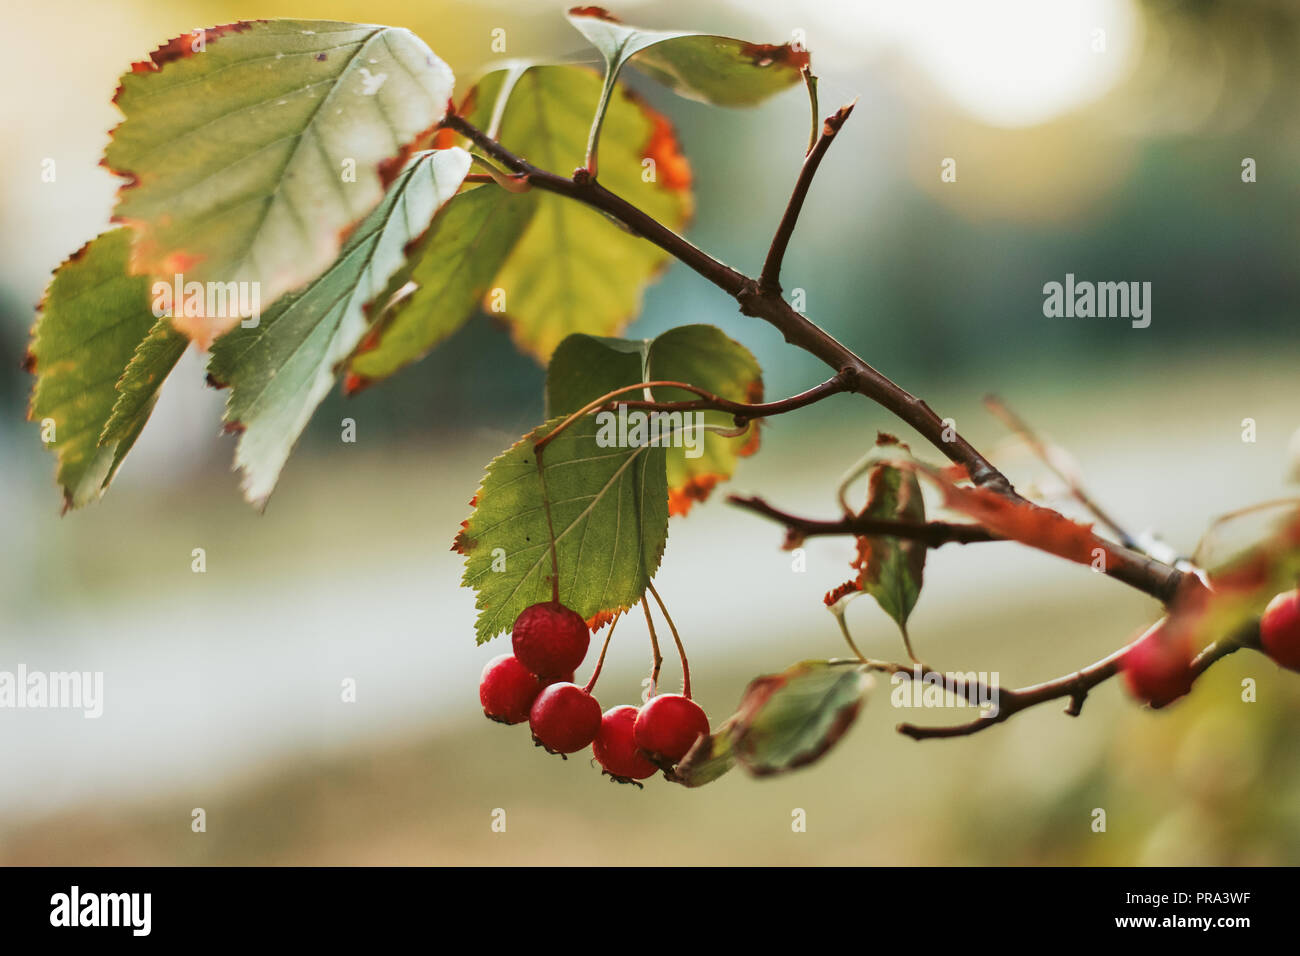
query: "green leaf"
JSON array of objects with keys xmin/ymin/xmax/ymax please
[
  {"xmin": 853, "ymin": 460, "xmax": 928, "ymax": 631},
  {"xmin": 27, "ymin": 229, "xmax": 185, "ymax": 510},
  {"xmin": 730, "ymin": 660, "xmax": 872, "ymax": 776},
  {"xmin": 646, "ymin": 325, "xmax": 763, "ymax": 516},
  {"xmin": 546, "ymin": 325, "xmax": 762, "ymax": 516},
  {"xmin": 671, "ymin": 719, "xmax": 735, "ymax": 787},
  {"xmin": 105, "ymin": 20, "xmax": 455, "ymax": 346},
  {"xmin": 545, "ymin": 333, "xmax": 648, "ymax": 418},
  {"xmin": 208, "ymin": 147, "xmax": 471, "ymax": 506},
  {"xmin": 345, "ymin": 182, "xmax": 541, "ymax": 388},
  {"xmin": 566, "ymin": 7, "xmax": 810, "ymax": 110},
  {"xmin": 462, "ymin": 64, "xmax": 693, "ymax": 360},
  {"xmin": 101, "ymin": 317, "xmax": 189, "ymax": 447},
  {"xmin": 455, "ymin": 415, "xmax": 669, "ymax": 643},
  {"xmin": 831, "ymin": 437, "xmax": 927, "ymax": 635}
]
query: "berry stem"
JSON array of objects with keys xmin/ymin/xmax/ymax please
[
  {"xmin": 646, "ymin": 581, "xmax": 692, "ymax": 699},
  {"xmin": 582, "ymin": 617, "xmax": 619, "ymax": 694},
  {"xmin": 641, "ymin": 600, "xmax": 663, "ymax": 694},
  {"xmin": 532, "ymin": 446, "xmax": 561, "ymax": 604}
]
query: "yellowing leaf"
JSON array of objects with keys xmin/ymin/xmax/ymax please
[
  {"xmin": 27, "ymin": 230, "xmax": 186, "ymax": 510},
  {"xmin": 105, "ymin": 20, "xmax": 455, "ymax": 346},
  {"xmin": 463, "ymin": 64, "xmax": 693, "ymax": 360},
  {"xmin": 345, "ymin": 182, "xmax": 541, "ymax": 388}
]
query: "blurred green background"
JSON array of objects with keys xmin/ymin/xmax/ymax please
[{"xmin": 1, "ymin": 0, "xmax": 1298, "ymax": 864}]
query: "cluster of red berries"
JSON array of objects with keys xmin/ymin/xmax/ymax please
[
  {"xmin": 478, "ymin": 600, "xmax": 710, "ymax": 784},
  {"xmin": 1121, "ymin": 588, "xmax": 1300, "ymax": 707}
]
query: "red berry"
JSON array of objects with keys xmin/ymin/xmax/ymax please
[
  {"xmin": 634, "ymin": 694, "xmax": 710, "ymax": 764},
  {"xmin": 1260, "ymin": 589, "xmax": 1300, "ymax": 672},
  {"xmin": 1121, "ymin": 619, "xmax": 1195, "ymax": 707},
  {"xmin": 479, "ymin": 654, "xmax": 544, "ymax": 724},
  {"xmin": 512, "ymin": 601, "xmax": 590, "ymax": 679},
  {"xmin": 593, "ymin": 705, "xmax": 658, "ymax": 782},
  {"xmin": 529, "ymin": 682, "xmax": 602, "ymax": 754}
]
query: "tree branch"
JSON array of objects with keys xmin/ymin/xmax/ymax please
[
  {"xmin": 727, "ymin": 491, "xmax": 1184, "ymax": 604},
  {"xmin": 892, "ymin": 620, "xmax": 1261, "ymax": 741},
  {"xmin": 615, "ymin": 373, "xmax": 851, "ymax": 425},
  {"xmin": 726, "ymin": 493, "xmax": 998, "ymax": 547},
  {"xmin": 441, "ymin": 111, "xmax": 1188, "ymax": 607},
  {"xmin": 759, "ymin": 102, "xmax": 855, "ymax": 293},
  {"xmin": 983, "ymin": 393, "xmax": 1139, "ymax": 550}
]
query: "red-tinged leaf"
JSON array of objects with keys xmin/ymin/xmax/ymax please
[
  {"xmin": 924, "ymin": 465, "xmax": 1117, "ymax": 568},
  {"xmin": 104, "ymin": 20, "xmax": 456, "ymax": 347},
  {"xmin": 670, "ymin": 720, "xmax": 736, "ymax": 787},
  {"xmin": 460, "ymin": 64, "xmax": 693, "ymax": 360},
  {"xmin": 728, "ymin": 660, "xmax": 873, "ymax": 776}
]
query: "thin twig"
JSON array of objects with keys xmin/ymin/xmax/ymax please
[
  {"xmin": 983, "ymin": 394, "xmax": 1138, "ymax": 549},
  {"xmin": 893, "ymin": 619, "xmax": 1260, "ymax": 740},
  {"xmin": 759, "ymin": 102, "xmax": 856, "ymax": 294},
  {"xmin": 727, "ymin": 493, "xmax": 999, "ymax": 547},
  {"xmin": 534, "ymin": 375, "xmax": 847, "ymax": 455}
]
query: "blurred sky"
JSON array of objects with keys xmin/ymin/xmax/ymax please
[{"xmin": 1, "ymin": 0, "xmax": 1298, "ymax": 863}]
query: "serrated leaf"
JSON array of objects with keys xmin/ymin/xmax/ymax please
[
  {"xmin": 27, "ymin": 229, "xmax": 186, "ymax": 510},
  {"xmin": 101, "ymin": 316, "xmax": 189, "ymax": 447},
  {"xmin": 455, "ymin": 415, "xmax": 668, "ymax": 643},
  {"xmin": 105, "ymin": 20, "xmax": 455, "ymax": 346},
  {"xmin": 546, "ymin": 325, "xmax": 762, "ymax": 516},
  {"xmin": 208, "ymin": 147, "xmax": 470, "ymax": 506},
  {"xmin": 463, "ymin": 64, "xmax": 692, "ymax": 360},
  {"xmin": 345, "ymin": 182, "xmax": 540, "ymax": 387},
  {"xmin": 567, "ymin": 6, "xmax": 810, "ymax": 108},
  {"xmin": 730, "ymin": 660, "xmax": 872, "ymax": 776}
]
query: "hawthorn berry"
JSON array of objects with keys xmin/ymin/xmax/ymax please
[
  {"xmin": 478, "ymin": 654, "xmax": 573, "ymax": 725},
  {"xmin": 512, "ymin": 601, "xmax": 590, "ymax": 679},
  {"xmin": 1260, "ymin": 589, "xmax": 1300, "ymax": 672},
  {"xmin": 529, "ymin": 682, "xmax": 602, "ymax": 754},
  {"xmin": 634, "ymin": 694, "xmax": 710, "ymax": 765},
  {"xmin": 479, "ymin": 654, "xmax": 544, "ymax": 724},
  {"xmin": 1121, "ymin": 619, "xmax": 1195, "ymax": 707},
  {"xmin": 593, "ymin": 705, "xmax": 658, "ymax": 782}
]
